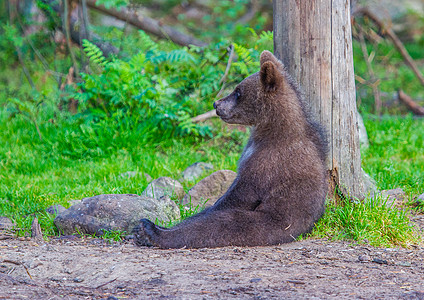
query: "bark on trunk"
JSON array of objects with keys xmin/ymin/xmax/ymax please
[{"xmin": 274, "ymin": 0, "xmax": 364, "ymax": 200}]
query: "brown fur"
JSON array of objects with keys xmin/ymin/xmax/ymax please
[{"xmin": 133, "ymin": 50, "xmax": 328, "ymax": 249}]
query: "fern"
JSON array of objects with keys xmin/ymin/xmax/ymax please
[
  {"xmin": 72, "ymin": 28, "xmax": 273, "ymax": 139},
  {"xmin": 129, "ymin": 52, "xmax": 146, "ymax": 69},
  {"xmin": 82, "ymin": 39, "xmax": 107, "ymax": 67},
  {"xmin": 138, "ymin": 30, "xmax": 158, "ymax": 52},
  {"xmin": 258, "ymin": 31, "xmax": 273, "ymax": 43},
  {"xmin": 233, "ymin": 43, "xmax": 253, "ymax": 63},
  {"xmin": 166, "ymin": 49, "xmax": 195, "ymax": 63}
]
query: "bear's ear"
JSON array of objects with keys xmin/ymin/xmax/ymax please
[
  {"xmin": 260, "ymin": 50, "xmax": 284, "ymax": 70},
  {"xmin": 260, "ymin": 60, "xmax": 283, "ymax": 93}
]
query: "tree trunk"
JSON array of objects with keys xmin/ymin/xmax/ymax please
[{"xmin": 273, "ymin": 0, "xmax": 364, "ymax": 200}]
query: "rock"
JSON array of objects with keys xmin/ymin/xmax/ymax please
[
  {"xmin": 68, "ymin": 199, "xmax": 82, "ymax": 207},
  {"xmin": 46, "ymin": 204, "xmax": 67, "ymax": 215},
  {"xmin": 0, "ymin": 217, "xmax": 15, "ymax": 231},
  {"xmin": 54, "ymin": 194, "xmax": 180, "ymax": 236},
  {"xmin": 142, "ymin": 177, "xmax": 185, "ymax": 200},
  {"xmin": 380, "ymin": 188, "xmax": 406, "ymax": 208},
  {"xmin": 181, "ymin": 162, "xmax": 214, "ymax": 181},
  {"xmin": 362, "ymin": 169, "xmax": 377, "ymax": 196},
  {"xmin": 412, "ymin": 193, "xmax": 424, "ymax": 208},
  {"xmin": 372, "ymin": 258, "xmax": 388, "ymax": 265},
  {"xmin": 403, "ymin": 291, "xmax": 424, "ymax": 300},
  {"xmin": 357, "ymin": 113, "xmax": 369, "ymax": 149},
  {"xmin": 182, "ymin": 170, "xmax": 237, "ymax": 209},
  {"xmin": 119, "ymin": 171, "xmax": 152, "ymax": 182},
  {"xmin": 31, "ymin": 216, "xmax": 44, "ymax": 241},
  {"xmin": 358, "ymin": 254, "xmax": 371, "ymax": 262}
]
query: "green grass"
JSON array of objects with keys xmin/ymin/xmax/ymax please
[
  {"xmin": 0, "ymin": 110, "xmax": 246, "ymax": 236},
  {"xmin": 311, "ymin": 195, "xmax": 420, "ymax": 248},
  {"xmin": 310, "ymin": 115, "xmax": 424, "ymax": 247},
  {"xmin": 362, "ymin": 115, "xmax": 424, "ymax": 196},
  {"xmin": 0, "ymin": 110, "xmax": 422, "ymax": 247}
]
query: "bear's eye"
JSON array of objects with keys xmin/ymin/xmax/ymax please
[{"xmin": 234, "ymin": 90, "xmax": 241, "ymax": 99}]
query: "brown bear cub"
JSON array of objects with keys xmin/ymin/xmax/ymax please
[{"xmin": 133, "ymin": 50, "xmax": 328, "ymax": 249}]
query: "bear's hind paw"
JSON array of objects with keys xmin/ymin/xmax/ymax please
[{"xmin": 133, "ymin": 218, "xmax": 156, "ymax": 247}]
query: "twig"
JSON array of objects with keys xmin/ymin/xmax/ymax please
[
  {"xmin": 64, "ymin": 0, "xmax": 79, "ymax": 75},
  {"xmin": 31, "ymin": 216, "xmax": 44, "ymax": 241},
  {"xmin": 95, "ymin": 277, "xmax": 117, "ymax": 289},
  {"xmin": 357, "ymin": 27, "xmax": 381, "ymax": 114},
  {"xmin": 14, "ymin": 13, "xmax": 62, "ymax": 86},
  {"xmin": 236, "ymin": 0, "xmax": 260, "ymax": 24},
  {"xmin": 60, "ymin": 67, "xmax": 75, "ymax": 90},
  {"xmin": 32, "ymin": 117, "xmax": 43, "ymax": 141},
  {"xmin": 8, "ymin": 2, "xmax": 36, "ymax": 89},
  {"xmin": 3, "ymin": 260, "xmax": 32, "ymax": 280},
  {"xmin": 217, "ymin": 44, "xmax": 235, "ymax": 98},
  {"xmin": 83, "ymin": 0, "xmax": 207, "ymax": 47},
  {"xmin": 17, "ymin": 49, "xmax": 36, "ymax": 89},
  {"xmin": 0, "ymin": 234, "xmax": 14, "ymax": 240},
  {"xmin": 398, "ymin": 90, "xmax": 424, "ymax": 116},
  {"xmin": 81, "ymin": 0, "xmax": 90, "ymax": 40},
  {"xmin": 356, "ymin": 8, "xmax": 424, "ymax": 87},
  {"xmin": 191, "ymin": 46, "xmax": 235, "ymax": 123},
  {"xmin": 191, "ymin": 110, "xmax": 217, "ymax": 123},
  {"xmin": 40, "ymin": 0, "xmax": 119, "ymax": 57}
]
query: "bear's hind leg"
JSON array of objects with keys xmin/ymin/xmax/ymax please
[{"xmin": 133, "ymin": 209, "xmax": 294, "ymax": 249}]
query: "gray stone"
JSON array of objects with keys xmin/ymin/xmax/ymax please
[
  {"xmin": 357, "ymin": 113, "xmax": 369, "ymax": 149},
  {"xmin": 0, "ymin": 217, "xmax": 15, "ymax": 231},
  {"xmin": 358, "ymin": 254, "xmax": 371, "ymax": 262},
  {"xmin": 181, "ymin": 162, "xmax": 214, "ymax": 181},
  {"xmin": 412, "ymin": 193, "xmax": 424, "ymax": 208},
  {"xmin": 142, "ymin": 177, "xmax": 185, "ymax": 200},
  {"xmin": 68, "ymin": 199, "xmax": 82, "ymax": 207},
  {"xmin": 380, "ymin": 188, "xmax": 406, "ymax": 208},
  {"xmin": 46, "ymin": 204, "xmax": 67, "ymax": 215},
  {"xmin": 182, "ymin": 170, "xmax": 237, "ymax": 209},
  {"xmin": 362, "ymin": 169, "xmax": 377, "ymax": 196},
  {"xmin": 54, "ymin": 194, "xmax": 180, "ymax": 236},
  {"xmin": 119, "ymin": 171, "xmax": 152, "ymax": 182}
]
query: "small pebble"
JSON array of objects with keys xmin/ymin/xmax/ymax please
[
  {"xmin": 125, "ymin": 235, "xmax": 134, "ymax": 240},
  {"xmin": 372, "ymin": 258, "xmax": 388, "ymax": 265},
  {"xmin": 397, "ymin": 261, "xmax": 412, "ymax": 267},
  {"xmin": 358, "ymin": 254, "xmax": 371, "ymax": 262},
  {"xmin": 250, "ymin": 278, "xmax": 262, "ymax": 283},
  {"xmin": 73, "ymin": 277, "xmax": 84, "ymax": 283}
]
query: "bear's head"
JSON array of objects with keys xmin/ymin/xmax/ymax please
[{"xmin": 213, "ymin": 50, "xmax": 287, "ymax": 126}]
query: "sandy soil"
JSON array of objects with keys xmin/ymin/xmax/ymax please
[{"xmin": 1, "ymin": 228, "xmax": 423, "ymax": 300}]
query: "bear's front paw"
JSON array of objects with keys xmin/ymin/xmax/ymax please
[{"xmin": 133, "ymin": 218, "xmax": 157, "ymax": 247}]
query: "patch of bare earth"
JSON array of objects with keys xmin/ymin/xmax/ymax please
[{"xmin": 0, "ymin": 224, "xmax": 423, "ymax": 300}]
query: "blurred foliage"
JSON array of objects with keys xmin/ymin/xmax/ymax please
[
  {"xmin": 352, "ymin": 14, "xmax": 424, "ymax": 114},
  {"xmin": 0, "ymin": 0, "xmax": 273, "ymax": 159}
]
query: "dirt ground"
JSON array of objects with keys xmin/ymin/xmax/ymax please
[{"xmin": 1, "ymin": 216, "xmax": 423, "ymax": 299}]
